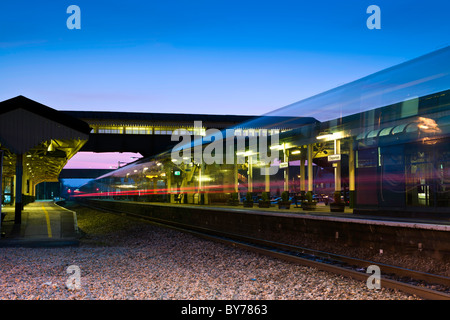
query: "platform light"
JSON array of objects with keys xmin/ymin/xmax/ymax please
[
  {"xmin": 118, "ymin": 184, "xmax": 136, "ymax": 188},
  {"xmin": 291, "ymin": 149, "xmax": 301, "ymax": 155},
  {"xmin": 269, "ymin": 143, "xmax": 292, "ymax": 150},
  {"xmin": 316, "ymin": 133, "xmax": 333, "ymax": 140},
  {"xmin": 269, "ymin": 144, "xmax": 283, "ymax": 150},
  {"xmin": 316, "ymin": 132, "xmax": 343, "ymax": 141},
  {"xmin": 236, "ymin": 151, "xmax": 255, "ymax": 156},
  {"xmin": 270, "ymin": 143, "xmax": 288, "ymax": 150},
  {"xmin": 196, "ymin": 175, "xmax": 212, "ymax": 182}
]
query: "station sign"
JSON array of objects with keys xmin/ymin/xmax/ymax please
[
  {"xmin": 279, "ymin": 162, "xmax": 289, "ymax": 168},
  {"xmin": 328, "ymin": 154, "xmax": 341, "ymax": 162}
]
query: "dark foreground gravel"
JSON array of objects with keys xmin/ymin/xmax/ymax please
[{"xmin": 0, "ymin": 203, "xmax": 420, "ymax": 300}]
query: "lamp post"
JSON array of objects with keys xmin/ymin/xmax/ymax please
[
  {"xmin": 317, "ymin": 132, "xmax": 344, "ymax": 201},
  {"xmin": 237, "ymin": 150, "xmax": 256, "ymax": 193},
  {"xmin": 334, "ymin": 139, "xmax": 341, "ymax": 194},
  {"xmin": 270, "ymin": 143, "xmax": 290, "ymax": 192}
]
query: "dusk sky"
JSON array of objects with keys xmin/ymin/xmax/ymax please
[{"xmin": 1, "ymin": 0, "xmax": 449, "ymax": 170}]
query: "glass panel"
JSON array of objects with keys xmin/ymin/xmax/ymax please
[
  {"xmin": 357, "ymin": 148, "xmax": 378, "ymax": 168},
  {"xmin": 405, "ymin": 123, "xmax": 419, "ymax": 132},
  {"xmin": 379, "ymin": 127, "xmax": 393, "ymax": 136},
  {"xmin": 392, "ymin": 123, "xmax": 408, "ymax": 134},
  {"xmin": 356, "ymin": 132, "xmax": 366, "ymax": 140},
  {"xmin": 436, "ymin": 147, "xmax": 450, "ymax": 207},
  {"xmin": 98, "ymin": 126, "xmax": 123, "ymax": 134},
  {"xmin": 405, "ymin": 146, "xmax": 435, "ymax": 207},
  {"xmin": 367, "ymin": 129, "xmax": 380, "ymax": 138}
]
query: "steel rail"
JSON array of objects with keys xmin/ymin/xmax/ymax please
[{"xmin": 79, "ymin": 202, "xmax": 450, "ymax": 300}]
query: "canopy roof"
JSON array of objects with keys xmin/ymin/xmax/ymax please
[{"xmin": 0, "ymin": 96, "xmax": 90, "ymax": 183}]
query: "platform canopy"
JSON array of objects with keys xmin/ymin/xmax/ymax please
[
  {"xmin": 0, "ymin": 96, "xmax": 91, "ymax": 223},
  {"xmin": 0, "ymin": 96, "xmax": 91, "ymax": 183}
]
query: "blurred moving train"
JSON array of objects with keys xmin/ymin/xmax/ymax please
[{"xmin": 75, "ymin": 47, "xmax": 450, "ymax": 218}]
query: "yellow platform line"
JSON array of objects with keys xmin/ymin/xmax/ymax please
[{"xmin": 42, "ymin": 204, "xmax": 53, "ymax": 238}]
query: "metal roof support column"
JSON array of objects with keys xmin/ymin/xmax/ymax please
[
  {"xmin": 283, "ymin": 146, "xmax": 289, "ymax": 192},
  {"xmin": 265, "ymin": 166, "xmax": 270, "ymax": 193},
  {"xmin": 234, "ymin": 162, "xmax": 239, "ymax": 193},
  {"xmin": 334, "ymin": 139, "xmax": 341, "ymax": 193},
  {"xmin": 248, "ymin": 156, "xmax": 253, "ymax": 193},
  {"xmin": 167, "ymin": 166, "xmax": 172, "ymax": 203},
  {"xmin": 348, "ymin": 140, "xmax": 356, "ymax": 208},
  {"xmin": 300, "ymin": 149, "xmax": 306, "ymax": 192},
  {"xmin": 307, "ymin": 144, "xmax": 313, "ymax": 193},
  {"xmin": 14, "ymin": 154, "xmax": 23, "ymax": 224}
]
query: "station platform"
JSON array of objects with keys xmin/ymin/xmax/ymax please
[
  {"xmin": 0, "ymin": 201, "xmax": 79, "ymax": 247},
  {"xmin": 123, "ymin": 200, "xmax": 450, "ymax": 227},
  {"xmin": 205, "ymin": 202, "xmax": 450, "ymax": 228}
]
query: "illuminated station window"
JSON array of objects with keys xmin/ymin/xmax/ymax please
[
  {"xmin": 97, "ymin": 126, "xmax": 123, "ymax": 134},
  {"xmin": 125, "ymin": 127, "xmax": 151, "ymax": 134}
]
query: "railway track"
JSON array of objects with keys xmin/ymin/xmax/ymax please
[{"xmin": 78, "ymin": 202, "xmax": 450, "ymax": 300}]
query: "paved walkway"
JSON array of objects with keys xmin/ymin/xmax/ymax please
[{"xmin": 0, "ymin": 201, "xmax": 79, "ymax": 247}]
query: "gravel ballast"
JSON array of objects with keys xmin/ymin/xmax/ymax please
[{"xmin": 0, "ymin": 203, "xmax": 420, "ymax": 300}]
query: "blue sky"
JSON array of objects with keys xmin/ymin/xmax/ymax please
[{"xmin": 1, "ymin": 0, "xmax": 449, "ymax": 116}]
